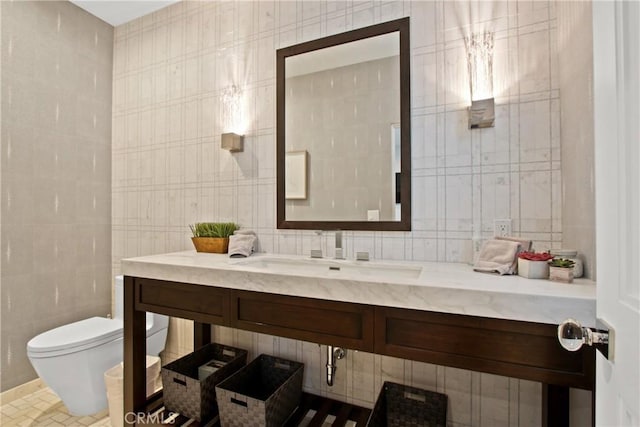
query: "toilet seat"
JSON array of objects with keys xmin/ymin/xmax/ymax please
[{"xmin": 27, "ymin": 317, "xmax": 123, "ymax": 358}]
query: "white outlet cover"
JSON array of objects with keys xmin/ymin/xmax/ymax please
[{"xmin": 494, "ymin": 219, "xmax": 512, "ymax": 236}]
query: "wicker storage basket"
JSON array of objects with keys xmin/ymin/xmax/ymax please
[
  {"xmin": 367, "ymin": 382, "xmax": 447, "ymax": 427},
  {"xmin": 215, "ymin": 354, "xmax": 304, "ymax": 427},
  {"xmin": 161, "ymin": 343, "xmax": 247, "ymax": 422}
]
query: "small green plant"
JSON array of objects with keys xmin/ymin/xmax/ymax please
[
  {"xmin": 189, "ymin": 222, "xmax": 239, "ymax": 238},
  {"xmin": 548, "ymin": 258, "xmax": 575, "ymax": 268}
]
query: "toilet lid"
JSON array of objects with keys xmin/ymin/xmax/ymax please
[{"xmin": 27, "ymin": 317, "xmax": 123, "ymax": 356}]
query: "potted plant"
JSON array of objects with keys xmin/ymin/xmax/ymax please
[
  {"xmin": 548, "ymin": 258, "xmax": 576, "ymax": 283},
  {"xmin": 517, "ymin": 251, "xmax": 554, "ymax": 279},
  {"xmin": 189, "ymin": 222, "xmax": 239, "ymax": 253}
]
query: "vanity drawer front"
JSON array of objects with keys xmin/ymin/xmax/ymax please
[
  {"xmin": 231, "ymin": 291, "xmax": 374, "ymax": 352},
  {"xmin": 374, "ymin": 307, "xmax": 594, "ymax": 390},
  {"xmin": 135, "ymin": 278, "xmax": 230, "ymax": 326}
]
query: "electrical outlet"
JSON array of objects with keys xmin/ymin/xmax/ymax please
[{"xmin": 494, "ymin": 219, "xmax": 512, "ymax": 237}]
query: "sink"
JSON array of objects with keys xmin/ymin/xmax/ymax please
[{"xmin": 235, "ymin": 257, "xmax": 422, "ymax": 279}]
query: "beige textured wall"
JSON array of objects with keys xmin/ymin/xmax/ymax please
[
  {"xmin": 111, "ymin": 2, "xmax": 574, "ymax": 425},
  {"xmin": 557, "ymin": 1, "xmax": 595, "ymax": 279},
  {"xmin": 285, "ymin": 56, "xmax": 400, "ymax": 221},
  {"xmin": 556, "ymin": 3, "xmax": 596, "ymax": 422},
  {"xmin": 0, "ymin": 1, "xmax": 113, "ymax": 391}
]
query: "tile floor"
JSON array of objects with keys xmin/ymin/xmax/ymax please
[{"xmin": 0, "ymin": 387, "xmax": 110, "ymax": 427}]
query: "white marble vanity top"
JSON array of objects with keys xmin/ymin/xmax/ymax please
[{"xmin": 122, "ymin": 251, "xmax": 596, "ymax": 327}]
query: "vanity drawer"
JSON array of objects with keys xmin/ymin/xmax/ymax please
[
  {"xmin": 135, "ymin": 278, "xmax": 231, "ymax": 326},
  {"xmin": 374, "ymin": 307, "xmax": 594, "ymax": 390},
  {"xmin": 230, "ymin": 290, "xmax": 375, "ymax": 352}
]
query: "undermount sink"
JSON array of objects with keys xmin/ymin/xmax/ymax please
[{"xmin": 235, "ymin": 256, "xmax": 423, "ymax": 279}]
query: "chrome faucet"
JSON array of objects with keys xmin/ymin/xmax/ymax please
[
  {"xmin": 310, "ymin": 231, "xmax": 323, "ymax": 258},
  {"xmin": 334, "ymin": 230, "xmax": 344, "ymax": 259}
]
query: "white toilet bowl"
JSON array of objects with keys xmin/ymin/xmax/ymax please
[{"xmin": 27, "ymin": 276, "xmax": 169, "ymax": 416}]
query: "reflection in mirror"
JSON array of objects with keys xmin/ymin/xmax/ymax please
[
  {"xmin": 285, "ymin": 33, "xmax": 399, "ymax": 221},
  {"xmin": 277, "ymin": 18, "xmax": 411, "ymax": 230}
]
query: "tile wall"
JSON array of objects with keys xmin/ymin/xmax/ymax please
[
  {"xmin": 556, "ymin": 1, "xmax": 595, "ymax": 279},
  {"xmin": 112, "ymin": 0, "xmax": 564, "ymax": 270},
  {"xmin": 0, "ymin": 1, "xmax": 113, "ymax": 391},
  {"xmin": 112, "ymin": 1, "xmax": 578, "ymax": 426}
]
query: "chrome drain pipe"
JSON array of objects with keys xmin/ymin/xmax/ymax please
[{"xmin": 326, "ymin": 346, "xmax": 346, "ymax": 386}]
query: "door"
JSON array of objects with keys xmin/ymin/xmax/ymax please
[{"xmin": 593, "ymin": 1, "xmax": 640, "ymax": 425}]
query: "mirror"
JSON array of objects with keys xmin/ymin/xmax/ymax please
[{"xmin": 276, "ymin": 18, "xmax": 411, "ymax": 231}]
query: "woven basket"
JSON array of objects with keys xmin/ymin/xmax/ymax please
[
  {"xmin": 191, "ymin": 237, "xmax": 229, "ymax": 253},
  {"xmin": 161, "ymin": 343, "xmax": 247, "ymax": 422},
  {"xmin": 368, "ymin": 382, "xmax": 447, "ymax": 427},
  {"xmin": 216, "ymin": 354, "xmax": 304, "ymax": 427}
]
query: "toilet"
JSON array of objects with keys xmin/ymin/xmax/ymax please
[{"xmin": 26, "ymin": 276, "xmax": 169, "ymax": 416}]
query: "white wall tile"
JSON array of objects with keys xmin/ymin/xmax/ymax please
[
  {"xmin": 412, "ymin": 175, "xmax": 438, "ymax": 231},
  {"xmin": 518, "ymin": 30, "xmax": 550, "ymax": 95},
  {"xmin": 479, "ymin": 373, "xmax": 510, "ymax": 427},
  {"xmin": 445, "ymin": 367, "xmax": 473, "ymax": 426},
  {"xmin": 445, "ymin": 110, "xmax": 472, "ymax": 167},
  {"xmin": 517, "ymin": 0, "xmax": 550, "ymax": 29},
  {"xmin": 443, "ymin": 45, "xmax": 469, "ymax": 107},
  {"xmin": 345, "ymin": 350, "xmax": 373, "ymax": 404},
  {"xmin": 520, "ymin": 170, "xmax": 551, "ymax": 232},
  {"xmin": 518, "ymin": 380, "xmax": 542, "ymax": 427},
  {"xmin": 380, "ymin": 235, "xmax": 406, "ymax": 260}
]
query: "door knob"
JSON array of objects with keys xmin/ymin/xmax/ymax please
[{"xmin": 557, "ymin": 318, "xmax": 614, "ymax": 360}]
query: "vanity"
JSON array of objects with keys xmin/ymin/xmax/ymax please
[{"xmin": 122, "ymin": 251, "xmax": 596, "ymax": 426}]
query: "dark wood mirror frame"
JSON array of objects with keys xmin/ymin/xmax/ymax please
[{"xmin": 276, "ymin": 17, "xmax": 411, "ymax": 231}]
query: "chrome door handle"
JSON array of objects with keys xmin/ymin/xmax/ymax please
[{"xmin": 557, "ymin": 318, "xmax": 614, "ymax": 360}]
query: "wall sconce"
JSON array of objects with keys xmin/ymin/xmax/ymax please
[
  {"xmin": 220, "ymin": 85, "xmax": 245, "ymax": 152},
  {"xmin": 221, "ymin": 132, "xmax": 244, "ymax": 152},
  {"xmin": 466, "ymin": 31, "xmax": 495, "ymax": 129}
]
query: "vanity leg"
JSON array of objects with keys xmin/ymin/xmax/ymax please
[
  {"xmin": 543, "ymin": 384, "xmax": 570, "ymax": 427},
  {"xmin": 123, "ymin": 276, "xmax": 147, "ymax": 426},
  {"xmin": 194, "ymin": 321, "xmax": 211, "ymax": 349}
]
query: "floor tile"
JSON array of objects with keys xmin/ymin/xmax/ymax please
[{"xmin": 0, "ymin": 386, "xmax": 110, "ymax": 426}]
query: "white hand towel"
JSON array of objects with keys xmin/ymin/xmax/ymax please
[
  {"xmin": 228, "ymin": 234, "xmax": 257, "ymax": 258},
  {"xmin": 473, "ymin": 239, "xmax": 521, "ymax": 275},
  {"xmin": 496, "ymin": 235, "xmax": 532, "ymax": 252}
]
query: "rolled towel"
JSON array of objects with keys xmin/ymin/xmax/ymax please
[
  {"xmin": 228, "ymin": 233, "xmax": 257, "ymax": 258},
  {"xmin": 233, "ymin": 229, "xmax": 259, "ymax": 253},
  {"xmin": 473, "ymin": 239, "xmax": 522, "ymax": 275}
]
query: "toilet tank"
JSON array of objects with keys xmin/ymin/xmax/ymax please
[{"xmin": 114, "ymin": 276, "xmax": 169, "ymax": 335}]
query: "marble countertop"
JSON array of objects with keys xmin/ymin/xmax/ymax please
[{"xmin": 122, "ymin": 251, "xmax": 596, "ymax": 327}]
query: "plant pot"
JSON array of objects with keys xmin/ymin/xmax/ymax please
[
  {"xmin": 549, "ymin": 266, "xmax": 574, "ymax": 283},
  {"xmin": 191, "ymin": 237, "xmax": 229, "ymax": 254},
  {"xmin": 517, "ymin": 259, "xmax": 549, "ymax": 279}
]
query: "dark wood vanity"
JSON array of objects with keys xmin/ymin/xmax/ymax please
[{"xmin": 124, "ymin": 276, "xmax": 594, "ymax": 426}]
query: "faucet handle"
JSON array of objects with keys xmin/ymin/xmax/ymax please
[
  {"xmin": 334, "ymin": 230, "xmax": 344, "ymax": 259},
  {"xmin": 310, "ymin": 249, "xmax": 323, "ymax": 259},
  {"xmin": 311, "ymin": 231, "xmax": 323, "ymax": 258},
  {"xmin": 356, "ymin": 251, "xmax": 369, "ymax": 261}
]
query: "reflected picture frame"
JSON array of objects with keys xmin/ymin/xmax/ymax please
[{"xmin": 285, "ymin": 151, "xmax": 307, "ymax": 200}]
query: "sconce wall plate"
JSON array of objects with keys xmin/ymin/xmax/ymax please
[
  {"xmin": 221, "ymin": 132, "xmax": 244, "ymax": 152},
  {"xmin": 469, "ymin": 98, "xmax": 495, "ymax": 129}
]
